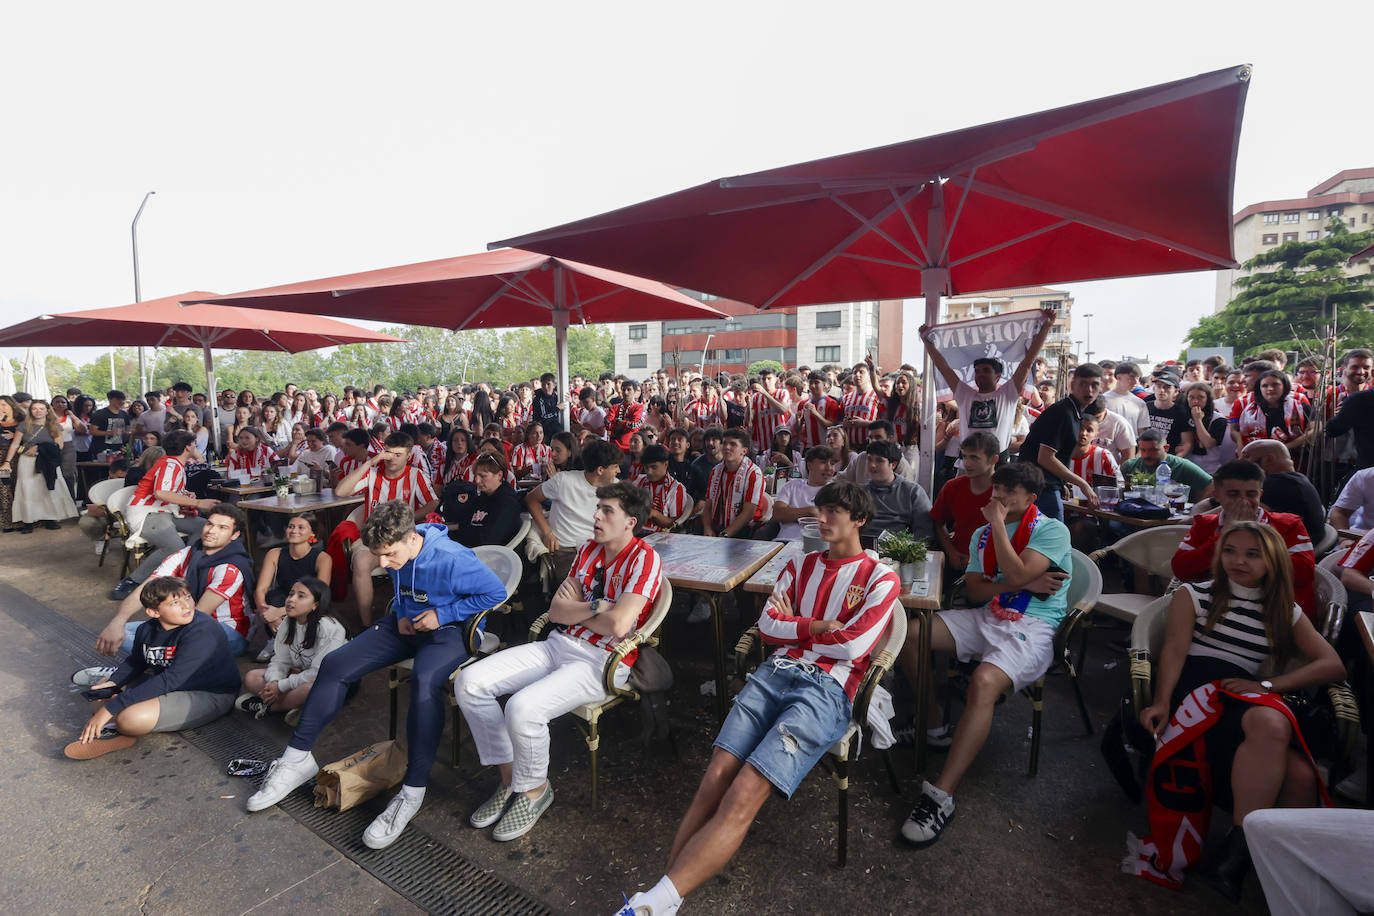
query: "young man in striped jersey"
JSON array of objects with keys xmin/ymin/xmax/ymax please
[
  {"xmin": 619, "ymin": 481, "xmax": 897, "ymax": 916},
  {"xmin": 634, "ymin": 444, "xmax": 693, "ymax": 532},
  {"xmin": 457, "ymin": 482, "xmax": 662, "ymax": 842},
  {"xmin": 898, "ymin": 461, "xmax": 1072, "ymax": 849}
]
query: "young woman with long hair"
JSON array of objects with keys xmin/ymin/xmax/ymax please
[
  {"xmin": 259, "ymin": 402, "xmax": 289, "ymax": 451},
  {"xmin": 2, "ymin": 400, "xmax": 79, "ymax": 532},
  {"xmin": 824, "ymin": 425, "xmax": 852, "ymax": 473},
  {"xmin": 1183, "ymin": 381, "xmax": 1233, "ymax": 474},
  {"xmin": 238, "ymin": 576, "xmax": 346, "ymax": 721},
  {"xmin": 470, "ymin": 389, "xmax": 496, "ymax": 431}
]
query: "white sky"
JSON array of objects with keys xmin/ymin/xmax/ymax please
[{"xmin": 3, "ymin": 0, "xmax": 1370, "ymax": 376}]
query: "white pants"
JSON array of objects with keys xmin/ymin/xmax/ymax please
[
  {"xmin": 455, "ymin": 631, "xmax": 628, "ymax": 793},
  {"xmin": 1246, "ymin": 808, "xmax": 1374, "ymax": 916}
]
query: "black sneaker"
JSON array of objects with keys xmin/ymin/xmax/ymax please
[
  {"xmin": 891, "ymin": 722, "xmax": 954, "ymax": 750},
  {"xmin": 108, "ymin": 578, "xmax": 138, "ymax": 601},
  {"xmin": 235, "ymin": 693, "xmax": 268, "ymax": 718},
  {"xmin": 900, "ymin": 781, "xmax": 955, "ymax": 848}
]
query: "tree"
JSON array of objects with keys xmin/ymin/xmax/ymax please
[
  {"xmin": 747, "ymin": 359, "xmax": 785, "ymax": 377},
  {"xmin": 1187, "ymin": 219, "xmax": 1374, "ymax": 356}
]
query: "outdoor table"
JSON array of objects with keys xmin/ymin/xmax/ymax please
[
  {"xmin": 76, "ymin": 459, "xmax": 111, "ymax": 499},
  {"xmin": 210, "ymin": 480, "xmax": 276, "ymax": 499},
  {"xmin": 1063, "ymin": 500, "xmax": 1192, "ymax": 529},
  {"xmin": 643, "ymin": 532, "xmax": 784, "ymax": 720},
  {"xmin": 1359, "ymin": 611, "xmax": 1374, "ymax": 808},
  {"xmin": 235, "ymin": 489, "xmax": 362, "ymax": 560},
  {"xmin": 1338, "ymin": 528, "xmax": 1365, "ymax": 544}
]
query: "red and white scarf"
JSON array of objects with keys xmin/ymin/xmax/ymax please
[
  {"xmin": 1122, "ymin": 681, "xmax": 1330, "ymax": 889},
  {"xmin": 1236, "ymin": 391, "xmax": 1307, "ymax": 445},
  {"xmin": 976, "ymin": 505, "xmax": 1041, "ymax": 621}
]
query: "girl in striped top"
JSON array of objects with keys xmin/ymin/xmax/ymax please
[{"xmin": 1139, "ymin": 521, "xmax": 1344, "ymax": 844}]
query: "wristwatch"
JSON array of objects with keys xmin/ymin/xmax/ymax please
[{"xmin": 1260, "ymin": 679, "xmax": 1274, "ymax": 693}]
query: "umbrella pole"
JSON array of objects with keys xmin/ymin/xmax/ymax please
[
  {"xmin": 918, "ymin": 184, "xmax": 948, "ymax": 498},
  {"xmin": 553, "ymin": 268, "xmax": 571, "ymax": 431},
  {"xmin": 203, "ymin": 343, "xmax": 219, "ymax": 457}
]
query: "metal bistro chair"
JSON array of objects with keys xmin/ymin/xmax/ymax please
[
  {"xmin": 527, "ymin": 575, "xmax": 673, "ymax": 808},
  {"xmin": 946, "ymin": 549, "xmax": 1102, "ymax": 776},
  {"xmin": 733, "ymin": 609, "xmax": 907, "ymax": 867},
  {"xmin": 386, "ymin": 545, "xmax": 523, "ymax": 765},
  {"xmin": 104, "ymin": 485, "xmax": 141, "ymax": 578},
  {"xmin": 86, "ymin": 478, "xmax": 126, "ymax": 567}
]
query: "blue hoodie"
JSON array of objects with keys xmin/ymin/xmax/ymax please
[{"xmin": 389, "ymin": 523, "xmax": 506, "ymax": 626}]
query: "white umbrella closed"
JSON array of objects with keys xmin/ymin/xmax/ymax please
[
  {"xmin": 0, "ymin": 356, "xmax": 14, "ymax": 397},
  {"xmin": 21, "ymin": 348, "xmax": 51, "ymax": 401}
]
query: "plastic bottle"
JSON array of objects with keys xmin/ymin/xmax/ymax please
[{"xmin": 1154, "ymin": 460, "xmax": 1171, "ymax": 487}]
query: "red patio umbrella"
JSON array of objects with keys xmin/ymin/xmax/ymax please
[
  {"xmin": 493, "ymin": 64, "xmax": 1252, "ymax": 489},
  {"xmin": 0, "ymin": 293, "xmax": 404, "ymax": 451},
  {"xmin": 190, "ymin": 248, "xmax": 729, "ymax": 426},
  {"xmin": 1350, "ymin": 242, "xmax": 1374, "ymax": 264}
]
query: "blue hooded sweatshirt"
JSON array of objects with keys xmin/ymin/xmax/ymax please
[{"xmin": 389, "ymin": 523, "xmax": 506, "ymax": 626}]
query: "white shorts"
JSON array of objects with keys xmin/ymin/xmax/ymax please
[{"xmin": 936, "ymin": 608, "xmax": 1056, "ymax": 692}]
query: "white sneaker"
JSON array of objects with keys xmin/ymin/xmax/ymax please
[
  {"xmin": 362, "ymin": 790, "xmax": 423, "ymax": 849},
  {"xmin": 71, "ymin": 665, "xmax": 119, "ymax": 688},
  {"xmin": 686, "ymin": 598, "xmax": 712, "ymax": 624},
  {"xmin": 245, "ymin": 753, "xmax": 319, "ymax": 812}
]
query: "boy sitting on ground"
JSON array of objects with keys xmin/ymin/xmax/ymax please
[
  {"xmin": 67, "ymin": 576, "xmax": 241, "ymax": 759},
  {"xmin": 896, "ymin": 462, "xmax": 1072, "ymax": 848},
  {"xmin": 617, "ymin": 480, "xmax": 897, "ymax": 915}
]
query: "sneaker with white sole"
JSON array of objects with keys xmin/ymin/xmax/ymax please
[
  {"xmin": 245, "ymin": 753, "xmax": 319, "ymax": 812},
  {"xmin": 235, "ymin": 693, "xmax": 269, "ymax": 718},
  {"xmin": 362, "ymin": 790, "xmax": 423, "ymax": 849},
  {"xmin": 283, "ymin": 707, "xmax": 301, "ymax": 728},
  {"xmin": 492, "ymin": 783, "xmax": 554, "ymax": 841},
  {"xmin": 470, "ymin": 784, "xmax": 515, "ymax": 829},
  {"xmin": 901, "ymin": 780, "xmax": 955, "ymax": 848},
  {"xmin": 255, "ymin": 643, "xmax": 275, "ymax": 663},
  {"xmin": 71, "ymin": 666, "xmax": 119, "ymax": 688},
  {"xmin": 614, "ymin": 891, "xmax": 679, "ymax": 916}
]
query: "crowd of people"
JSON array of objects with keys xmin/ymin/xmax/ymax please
[{"xmin": 33, "ymin": 326, "xmax": 1374, "ymax": 915}]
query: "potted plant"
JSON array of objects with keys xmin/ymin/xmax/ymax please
[{"xmin": 877, "ymin": 530, "xmax": 930, "ymax": 584}]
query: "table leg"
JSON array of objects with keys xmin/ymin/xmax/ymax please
[
  {"xmin": 914, "ymin": 607, "xmax": 933, "ymax": 774},
  {"xmin": 709, "ymin": 593, "xmax": 727, "ymax": 723},
  {"xmin": 242, "ymin": 511, "xmax": 259, "ymax": 562}
]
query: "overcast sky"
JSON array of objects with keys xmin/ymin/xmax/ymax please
[{"xmin": 3, "ymin": 0, "xmax": 1370, "ymax": 377}]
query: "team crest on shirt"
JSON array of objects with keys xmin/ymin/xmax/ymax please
[{"xmin": 845, "ymin": 583, "xmax": 865, "ymax": 610}]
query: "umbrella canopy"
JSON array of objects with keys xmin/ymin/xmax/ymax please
[
  {"xmin": 21, "ymin": 348, "xmax": 51, "ymax": 402},
  {"xmin": 0, "ymin": 294, "xmax": 403, "ymax": 451},
  {"xmin": 0, "ymin": 356, "xmax": 15, "ymax": 398},
  {"xmin": 493, "ymin": 65, "xmax": 1251, "ymax": 489},
  {"xmin": 1350, "ymin": 242, "xmax": 1374, "ymax": 264},
  {"xmin": 191, "ymin": 249, "xmax": 729, "ymax": 426}
]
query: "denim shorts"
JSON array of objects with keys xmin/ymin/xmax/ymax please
[{"xmin": 713, "ymin": 655, "xmax": 852, "ymax": 798}]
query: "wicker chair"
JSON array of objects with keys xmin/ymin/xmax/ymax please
[
  {"xmin": 386, "ymin": 545, "xmax": 523, "ymax": 764},
  {"xmin": 732, "ymin": 610, "xmax": 906, "ymax": 867},
  {"xmin": 1087, "ymin": 525, "xmax": 1189, "ymax": 625},
  {"xmin": 526, "ymin": 575, "xmax": 673, "ymax": 807}
]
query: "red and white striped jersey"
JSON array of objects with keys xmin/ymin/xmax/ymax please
[
  {"xmin": 842, "ymin": 389, "xmax": 881, "ymax": 446},
  {"xmin": 1068, "ymin": 445, "xmax": 1123, "ymax": 499},
  {"xmin": 563, "ymin": 536, "xmax": 663, "ymax": 667},
  {"xmin": 707, "ymin": 460, "xmax": 765, "ymax": 529},
  {"xmin": 793, "ymin": 395, "xmax": 843, "ymax": 449},
  {"xmin": 515, "ymin": 401, "xmax": 533, "ymax": 424},
  {"xmin": 758, "ymin": 550, "xmax": 899, "ymax": 700},
  {"xmin": 425, "ymin": 439, "xmax": 447, "ymax": 472},
  {"xmin": 1339, "ymin": 528, "xmax": 1374, "ymax": 576},
  {"xmin": 224, "ymin": 443, "xmax": 275, "ymax": 477},
  {"xmin": 633, "ymin": 472, "xmax": 689, "ymax": 532},
  {"xmin": 749, "ymin": 388, "xmax": 793, "ymax": 450},
  {"xmin": 440, "ymin": 453, "xmax": 476, "ymax": 486},
  {"xmin": 130, "ymin": 456, "xmax": 192, "ymax": 516},
  {"xmin": 154, "ymin": 546, "xmax": 250, "ymax": 636},
  {"xmin": 359, "ymin": 466, "xmax": 438, "ymax": 521},
  {"xmin": 683, "ymin": 396, "xmax": 720, "ymax": 428},
  {"xmin": 407, "ymin": 445, "xmax": 432, "ymax": 476},
  {"xmin": 387, "ymin": 415, "xmax": 404, "ymax": 432},
  {"xmin": 511, "ymin": 443, "xmax": 552, "ymax": 473}
]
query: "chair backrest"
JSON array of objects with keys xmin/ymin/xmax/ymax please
[
  {"xmin": 1317, "ymin": 550, "xmax": 1345, "ymax": 574},
  {"xmin": 471, "ymin": 545, "xmax": 522, "ymax": 603},
  {"xmin": 1065, "ymin": 548, "xmax": 1103, "ymax": 612},
  {"xmin": 1108, "ymin": 525, "xmax": 1190, "ymax": 580},
  {"xmin": 504, "ymin": 516, "xmax": 532, "ymax": 552},
  {"xmin": 1129, "ymin": 593, "xmax": 1175, "ymax": 657},
  {"xmin": 1312, "ymin": 564, "xmax": 1348, "ymax": 645},
  {"xmin": 1314, "ymin": 524, "xmax": 1339, "ymax": 559},
  {"xmin": 87, "ymin": 477, "xmax": 123, "ymax": 507},
  {"xmin": 876, "ymin": 603, "xmax": 908, "ymax": 657},
  {"xmin": 106, "ymin": 485, "xmax": 138, "ymax": 517},
  {"xmin": 638, "ymin": 575, "xmax": 674, "ymax": 638}
]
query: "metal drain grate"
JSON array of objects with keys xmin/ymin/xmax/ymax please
[{"xmin": 1, "ymin": 584, "xmax": 552, "ymax": 916}]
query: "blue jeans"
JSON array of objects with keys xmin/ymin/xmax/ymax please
[
  {"xmin": 713, "ymin": 656, "xmax": 851, "ymax": 798},
  {"xmin": 122, "ymin": 617, "xmax": 246, "ymax": 656},
  {"xmin": 288, "ymin": 613, "xmax": 471, "ymax": 786}
]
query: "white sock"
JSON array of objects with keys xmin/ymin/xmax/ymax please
[
  {"xmin": 924, "ymin": 780, "xmax": 951, "ymax": 804},
  {"xmin": 400, "ymin": 784, "xmax": 426, "ymax": 803},
  {"xmin": 281, "ymin": 746, "xmax": 310, "ymax": 765},
  {"xmin": 928, "ymin": 724, "xmax": 949, "ymax": 736},
  {"xmin": 634, "ymin": 875, "xmax": 682, "ymax": 913}
]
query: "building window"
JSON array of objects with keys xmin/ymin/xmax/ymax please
[
  {"xmin": 1262, "ymin": 213, "xmax": 1279, "ymax": 224},
  {"xmin": 1282, "ymin": 232, "xmax": 1298, "ymax": 242},
  {"xmin": 627, "ymin": 324, "xmax": 648, "ymax": 340},
  {"xmin": 815, "ymin": 310, "xmax": 842, "ymax": 329},
  {"xmin": 1329, "ymin": 208, "xmax": 1343, "ymax": 217},
  {"xmin": 628, "ymin": 353, "xmax": 647, "ymax": 369},
  {"xmin": 1308, "ymin": 210, "xmax": 1322, "ymax": 220},
  {"xmin": 1261, "ymin": 233, "xmax": 1278, "ymax": 245},
  {"xmin": 815, "ymin": 346, "xmax": 841, "ymax": 363},
  {"xmin": 1306, "ymin": 230, "xmax": 1319, "ymax": 240},
  {"xmin": 1039, "ymin": 300, "xmax": 1063, "ymax": 310},
  {"xmin": 1282, "ymin": 212, "xmax": 1300, "ymax": 223},
  {"xmin": 1364, "ymin": 213, "xmax": 1369, "ymax": 224}
]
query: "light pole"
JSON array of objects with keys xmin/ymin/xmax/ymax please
[
  {"xmin": 132, "ymin": 191, "xmax": 156, "ymax": 394},
  {"xmin": 699, "ymin": 333, "xmax": 713, "ymax": 374},
  {"xmin": 1081, "ymin": 312, "xmax": 1094, "ymax": 363}
]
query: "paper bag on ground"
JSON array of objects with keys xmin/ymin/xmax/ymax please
[{"xmin": 313, "ymin": 740, "xmax": 407, "ymax": 811}]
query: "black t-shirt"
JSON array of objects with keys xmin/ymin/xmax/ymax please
[
  {"xmin": 1262, "ymin": 471, "xmax": 1325, "ymax": 544},
  {"xmin": 532, "ymin": 390, "xmax": 563, "ymax": 435},
  {"xmin": 1326, "ymin": 389, "xmax": 1374, "ymax": 466},
  {"xmin": 91, "ymin": 407, "xmax": 131, "ymax": 443},
  {"xmin": 1186, "ymin": 414, "xmax": 1229, "ymax": 456},
  {"xmin": 445, "ymin": 483, "xmax": 522, "ymax": 548},
  {"xmin": 669, "ymin": 457, "xmax": 706, "ymax": 501},
  {"xmin": 1016, "ymin": 396, "xmax": 1082, "ymax": 484},
  {"xmin": 1145, "ymin": 397, "xmax": 1191, "ymax": 452}
]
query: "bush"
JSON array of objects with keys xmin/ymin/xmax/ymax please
[{"xmin": 747, "ymin": 359, "xmax": 785, "ymax": 377}]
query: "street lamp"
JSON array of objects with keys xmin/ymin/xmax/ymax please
[
  {"xmin": 1081, "ymin": 312, "xmax": 1094, "ymax": 363},
  {"xmin": 132, "ymin": 191, "xmax": 156, "ymax": 394}
]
